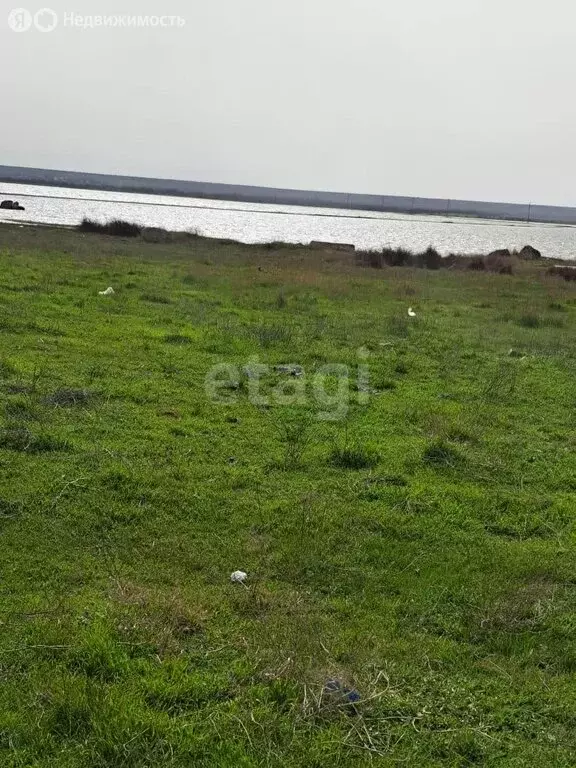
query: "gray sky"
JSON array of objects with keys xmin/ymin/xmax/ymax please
[{"xmin": 2, "ymin": 0, "xmax": 575, "ymax": 204}]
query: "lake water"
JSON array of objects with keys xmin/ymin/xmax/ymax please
[{"xmin": 1, "ymin": 183, "xmax": 576, "ymax": 260}]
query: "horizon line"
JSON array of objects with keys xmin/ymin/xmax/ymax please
[{"xmin": 2, "ymin": 164, "xmax": 576, "ymax": 225}]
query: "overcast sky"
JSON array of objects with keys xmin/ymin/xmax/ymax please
[{"xmin": 2, "ymin": 0, "xmax": 575, "ymax": 204}]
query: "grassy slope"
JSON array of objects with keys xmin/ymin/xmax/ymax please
[{"xmin": 0, "ymin": 226, "xmax": 575, "ymax": 766}]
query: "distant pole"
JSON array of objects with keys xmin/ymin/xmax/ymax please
[{"xmin": 527, "ymin": 202, "xmax": 531, "ymax": 223}]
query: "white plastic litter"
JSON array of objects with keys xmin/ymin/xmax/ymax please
[
  {"xmin": 230, "ymin": 570, "xmax": 248, "ymax": 584},
  {"xmin": 99, "ymin": 287, "xmax": 115, "ymax": 296},
  {"xmin": 408, "ymin": 307, "xmax": 416, "ymax": 317}
]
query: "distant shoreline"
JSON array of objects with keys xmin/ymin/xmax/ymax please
[{"xmin": 2, "ymin": 164, "xmax": 576, "ymax": 226}]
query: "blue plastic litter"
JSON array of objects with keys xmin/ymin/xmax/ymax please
[{"xmin": 324, "ymin": 680, "xmax": 361, "ymax": 705}]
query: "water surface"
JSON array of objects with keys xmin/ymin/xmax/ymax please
[{"xmin": 1, "ymin": 183, "xmax": 575, "ymax": 260}]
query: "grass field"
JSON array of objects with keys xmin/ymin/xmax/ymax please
[{"xmin": 0, "ymin": 224, "xmax": 575, "ymax": 766}]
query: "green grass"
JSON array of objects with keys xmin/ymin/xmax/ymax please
[{"xmin": 0, "ymin": 224, "xmax": 576, "ymax": 766}]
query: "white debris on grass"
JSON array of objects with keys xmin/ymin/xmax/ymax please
[
  {"xmin": 230, "ymin": 570, "xmax": 248, "ymax": 584},
  {"xmin": 509, "ymin": 349, "xmax": 527, "ymax": 360},
  {"xmin": 408, "ymin": 307, "xmax": 416, "ymax": 317},
  {"xmin": 99, "ymin": 287, "xmax": 115, "ymax": 296}
]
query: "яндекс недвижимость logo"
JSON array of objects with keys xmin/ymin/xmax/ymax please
[{"xmin": 7, "ymin": 7, "xmax": 58, "ymax": 32}]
